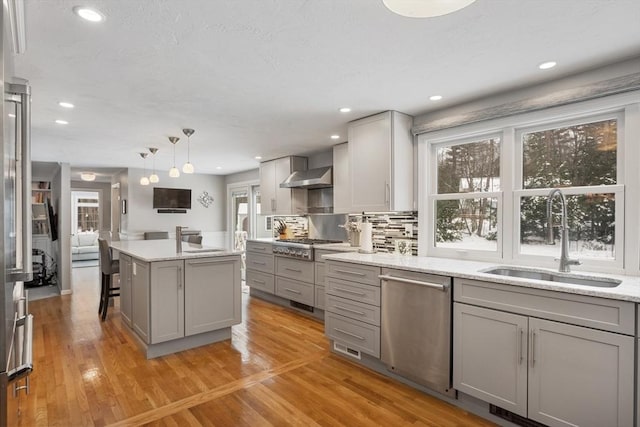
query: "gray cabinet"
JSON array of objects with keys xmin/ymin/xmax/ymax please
[
  {"xmin": 131, "ymin": 259, "xmax": 150, "ymax": 343},
  {"xmin": 332, "ymin": 142, "xmax": 350, "ymax": 213},
  {"xmin": 453, "ymin": 279, "xmax": 635, "ymax": 427},
  {"xmin": 314, "ymin": 249, "xmax": 342, "ymax": 310},
  {"xmin": 150, "ymin": 260, "xmax": 184, "ymax": 344},
  {"xmin": 246, "ymin": 241, "xmax": 274, "ymax": 294},
  {"xmin": 119, "ymin": 254, "xmax": 133, "ymax": 327},
  {"xmin": 347, "ymin": 111, "xmax": 414, "ymax": 212},
  {"xmin": 260, "ymin": 156, "xmax": 307, "ymax": 215},
  {"xmin": 184, "ymin": 256, "xmax": 241, "ymax": 336},
  {"xmin": 325, "ymin": 260, "xmax": 381, "ymax": 358}
]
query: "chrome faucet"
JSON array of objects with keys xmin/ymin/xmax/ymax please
[
  {"xmin": 546, "ymin": 189, "xmax": 581, "ymax": 272},
  {"xmin": 176, "ymin": 226, "xmax": 187, "ymax": 253}
]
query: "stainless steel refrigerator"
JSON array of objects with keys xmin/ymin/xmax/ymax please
[{"xmin": 1, "ymin": 3, "xmax": 34, "ymax": 425}]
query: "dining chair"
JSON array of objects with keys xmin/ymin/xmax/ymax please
[{"xmin": 98, "ymin": 238, "xmax": 120, "ymax": 321}]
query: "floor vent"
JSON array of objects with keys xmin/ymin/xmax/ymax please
[
  {"xmin": 333, "ymin": 342, "xmax": 361, "ymax": 360},
  {"xmin": 489, "ymin": 405, "xmax": 546, "ymax": 427},
  {"xmin": 290, "ymin": 301, "xmax": 314, "ymax": 312}
]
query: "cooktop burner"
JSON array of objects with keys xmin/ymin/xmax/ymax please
[{"xmin": 272, "ymin": 238, "xmax": 344, "ymax": 260}]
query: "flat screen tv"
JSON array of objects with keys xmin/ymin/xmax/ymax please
[{"xmin": 153, "ymin": 187, "xmax": 192, "ymax": 210}]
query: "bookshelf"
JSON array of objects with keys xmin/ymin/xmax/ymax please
[{"xmin": 32, "ymin": 181, "xmax": 51, "ymax": 237}]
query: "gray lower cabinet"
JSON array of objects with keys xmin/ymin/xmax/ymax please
[
  {"xmin": 454, "ymin": 278, "xmax": 635, "ymax": 427},
  {"xmin": 275, "ymin": 257, "xmax": 315, "ymax": 306},
  {"xmin": 119, "ymin": 254, "xmax": 133, "ymax": 327},
  {"xmin": 131, "ymin": 258, "xmax": 150, "ymax": 343},
  {"xmin": 275, "ymin": 276, "xmax": 314, "ymax": 306},
  {"xmin": 150, "ymin": 260, "xmax": 184, "ymax": 344},
  {"xmin": 325, "ymin": 260, "xmax": 381, "ymax": 358},
  {"xmin": 184, "ymin": 256, "xmax": 241, "ymax": 336},
  {"xmin": 313, "ymin": 249, "xmax": 341, "ymax": 310},
  {"xmin": 246, "ymin": 269, "xmax": 275, "ymax": 293},
  {"xmin": 246, "ymin": 242, "xmax": 275, "ymax": 294}
]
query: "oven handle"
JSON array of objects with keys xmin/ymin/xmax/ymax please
[{"xmin": 8, "ymin": 313, "xmax": 34, "ymax": 385}]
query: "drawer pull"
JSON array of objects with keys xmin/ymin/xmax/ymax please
[
  {"xmin": 252, "ymin": 279, "xmax": 266, "ymax": 285},
  {"xmin": 252, "ymin": 261, "xmax": 267, "ymax": 265},
  {"xmin": 284, "ymin": 288, "xmax": 302, "ymax": 294},
  {"xmin": 334, "ymin": 327, "xmax": 365, "ymax": 341},
  {"xmin": 379, "ymin": 274, "xmax": 447, "ymax": 291},
  {"xmin": 333, "ymin": 305, "xmax": 365, "ymax": 316},
  {"xmin": 335, "ymin": 269, "xmax": 366, "ymax": 277},
  {"xmin": 285, "ymin": 267, "xmax": 302, "ymax": 273},
  {"xmin": 334, "ymin": 287, "xmax": 366, "ymax": 296},
  {"xmin": 253, "ymin": 246, "xmax": 266, "ymax": 251}
]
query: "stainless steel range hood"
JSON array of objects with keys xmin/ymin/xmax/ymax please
[{"xmin": 280, "ymin": 166, "xmax": 332, "ymax": 189}]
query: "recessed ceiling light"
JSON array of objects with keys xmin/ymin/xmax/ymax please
[
  {"xmin": 59, "ymin": 101, "xmax": 75, "ymax": 108},
  {"xmin": 216, "ymin": 166, "xmax": 222, "ymax": 170},
  {"xmin": 8, "ymin": 113, "xmax": 16, "ymax": 118},
  {"xmin": 330, "ymin": 135, "xmax": 340, "ymax": 140},
  {"xmin": 429, "ymin": 95, "xmax": 443, "ymax": 101},
  {"xmin": 55, "ymin": 119, "xmax": 69, "ymax": 125},
  {"xmin": 255, "ymin": 156, "xmax": 262, "ymax": 160},
  {"xmin": 383, "ymin": 0, "xmax": 477, "ymax": 18},
  {"xmin": 73, "ymin": 6, "xmax": 105, "ymax": 22},
  {"xmin": 339, "ymin": 107, "xmax": 351, "ymax": 113},
  {"xmin": 538, "ymin": 61, "xmax": 557, "ymax": 70}
]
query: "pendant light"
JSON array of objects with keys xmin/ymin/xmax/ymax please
[
  {"xmin": 139, "ymin": 152, "xmax": 150, "ymax": 185},
  {"xmin": 148, "ymin": 147, "xmax": 159, "ymax": 183},
  {"xmin": 382, "ymin": 0, "xmax": 476, "ymax": 17},
  {"xmin": 168, "ymin": 136, "xmax": 180, "ymax": 178},
  {"xmin": 182, "ymin": 128, "xmax": 195, "ymax": 174}
]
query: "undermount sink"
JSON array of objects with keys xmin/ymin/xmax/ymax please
[
  {"xmin": 482, "ymin": 267, "xmax": 621, "ymax": 288},
  {"xmin": 183, "ymin": 249, "xmax": 224, "ymax": 253}
]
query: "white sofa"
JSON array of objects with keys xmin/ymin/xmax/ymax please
[{"xmin": 71, "ymin": 232, "xmax": 99, "ymax": 261}]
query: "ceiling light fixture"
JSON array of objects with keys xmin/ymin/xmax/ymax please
[
  {"xmin": 429, "ymin": 95, "xmax": 443, "ymax": 101},
  {"xmin": 538, "ymin": 61, "xmax": 557, "ymax": 70},
  {"xmin": 148, "ymin": 147, "xmax": 159, "ymax": 183},
  {"xmin": 216, "ymin": 166, "xmax": 222, "ymax": 170},
  {"xmin": 339, "ymin": 107, "xmax": 351, "ymax": 113},
  {"xmin": 382, "ymin": 0, "xmax": 476, "ymax": 18},
  {"xmin": 331, "ymin": 135, "xmax": 340, "ymax": 140},
  {"xmin": 59, "ymin": 101, "xmax": 74, "ymax": 108},
  {"xmin": 168, "ymin": 136, "xmax": 180, "ymax": 178},
  {"xmin": 8, "ymin": 113, "xmax": 16, "ymax": 118},
  {"xmin": 182, "ymin": 128, "xmax": 195, "ymax": 174},
  {"xmin": 255, "ymin": 156, "xmax": 262, "ymax": 160},
  {"xmin": 139, "ymin": 152, "xmax": 150, "ymax": 186},
  {"xmin": 80, "ymin": 172, "xmax": 96, "ymax": 182},
  {"xmin": 55, "ymin": 119, "xmax": 68, "ymax": 125},
  {"xmin": 73, "ymin": 6, "xmax": 105, "ymax": 22}
]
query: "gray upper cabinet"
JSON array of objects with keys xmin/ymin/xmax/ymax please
[
  {"xmin": 348, "ymin": 111, "xmax": 414, "ymax": 212},
  {"xmin": 332, "ymin": 142, "xmax": 350, "ymax": 213},
  {"xmin": 260, "ymin": 156, "xmax": 308, "ymax": 215}
]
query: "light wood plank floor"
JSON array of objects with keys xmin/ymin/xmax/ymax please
[{"xmin": 8, "ymin": 266, "xmax": 495, "ymax": 426}]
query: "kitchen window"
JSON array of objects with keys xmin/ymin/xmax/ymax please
[{"xmin": 419, "ymin": 94, "xmax": 638, "ymax": 274}]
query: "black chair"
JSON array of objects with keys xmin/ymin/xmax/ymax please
[
  {"xmin": 144, "ymin": 231, "xmax": 169, "ymax": 240},
  {"xmin": 98, "ymin": 238, "xmax": 120, "ymax": 321}
]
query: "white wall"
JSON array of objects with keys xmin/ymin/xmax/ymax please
[
  {"xmin": 52, "ymin": 163, "xmax": 71, "ymax": 294},
  {"xmin": 123, "ymin": 168, "xmax": 226, "ymax": 245},
  {"xmin": 224, "ymin": 168, "xmax": 259, "ymax": 185}
]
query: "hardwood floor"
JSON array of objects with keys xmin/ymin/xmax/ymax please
[{"xmin": 8, "ymin": 266, "xmax": 495, "ymax": 426}]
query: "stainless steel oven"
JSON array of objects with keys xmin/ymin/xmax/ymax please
[{"xmin": 272, "ymin": 239, "xmax": 342, "ymax": 261}]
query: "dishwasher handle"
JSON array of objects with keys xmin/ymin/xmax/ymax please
[{"xmin": 378, "ymin": 274, "xmax": 449, "ymax": 291}]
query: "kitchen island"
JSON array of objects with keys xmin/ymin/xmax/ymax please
[{"xmin": 110, "ymin": 240, "xmax": 242, "ymax": 358}]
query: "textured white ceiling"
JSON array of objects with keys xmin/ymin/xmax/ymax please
[{"xmin": 14, "ymin": 0, "xmax": 640, "ymax": 176}]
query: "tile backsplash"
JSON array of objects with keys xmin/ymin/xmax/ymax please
[{"xmin": 349, "ymin": 212, "xmax": 418, "ymax": 255}]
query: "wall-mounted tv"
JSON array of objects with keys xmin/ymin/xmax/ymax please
[{"xmin": 153, "ymin": 187, "xmax": 192, "ymax": 210}]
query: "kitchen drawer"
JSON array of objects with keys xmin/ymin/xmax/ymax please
[
  {"xmin": 315, "ymin": 249, "xmax": 341, "ymax": 263},
  {"xmin": 276, "ymin": 257, "xmax": 314, "ymax": 283},
  {"xmin": 246, "ymin": 252, "xmax": 274, "ymax": 274},
  {"xmin": 315, "ymin": 262, "xmax": 326, "ymax": 286},
  {"xmin": 326, "ymin": 276, "xmax": 381, "ymax": 306},
  {"xmin": 246, "ymin": 241, "xmax": 273, "ymax": 254},
  {"xmin": 246, "ymin": 270, "xmax": 275, "ymax": 294},
  {"xmin": 454, "ymin": 278, "xmax": 635, "ymax": 335},
  {"xmin": 326, "ymin": 260, "xmax": 380, "ymax": 287},
  {"xmin": 275, "ymin": 276, "xmax": 314, "ymax": 306},
  {"xmin": 315, "ymin": 285, "xmax": 325, "ymax": 310},
  {"xmin": 326, "ymin": 294, "xmax": 380, "ymax": 326},
  {"xmin": 325, "ymin": 312, "xmax": 380, "ymax": 358}
]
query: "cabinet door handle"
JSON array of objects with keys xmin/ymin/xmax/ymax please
[
  {"xmin": 334, "ymin": 328, "xmax": 365, "ymax": 341},
  {"xmin": 333, "ymin": 305, "xmax": 365, "ymax": 316},
  {"xmin": 335, "ymin": 269, "xmax": 366, "ymax": 277},
  {"xmin": 284, "ymin": 288, "xmax": 301, "ymax": 294},
  {"xmin": 385, "ymin": 182, "xmax": 390, "ymax": 204},
  {"xmin": 334, "ymin": 287, "xmax": 366, "ymax": 296},
  {"xmin": 252, "ymin": 279, "xmax": 266, "ymax": 285},
  {"xmin": 285, "ymin": 267, "xmax": 302, "ymax": 273},
  {"xmin": 252, "ymin": 261, "xmax": 267, "ymax": 265},
  {"xmin": 178, "ymin": 266, "xmax": 183, "ymax": 289},
  {"xmin": 530, "ymin": 330, "xmax": 536, "ymax": 367},
  {"xmin": 518, "ymin": 328, "xmax": 524, "ymax": 365},
  {"xmin": 379, "ymin": 274, "xmax": 447, "ymax": 291}
]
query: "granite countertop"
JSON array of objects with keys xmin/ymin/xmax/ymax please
[
  {"xmin": 322, "ymin": 252, "xmax": 640, "ymax": 303},
  {"xmin": 111, "ymin": 239, "xmax": 240, "ymax": 262}
]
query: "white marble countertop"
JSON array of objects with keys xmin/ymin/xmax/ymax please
[
  {"xmin": 111, "ymin": 239, "xmax": 240, "ymax": 262},
  {"xmin": 313, "ymin": 242, "xmax": 360, "ymax": 252},
  {"xmin": 247, "ymin": 238, "xmax": 275, "ymax": 243},
  {"xmin": 322, "ymin": 252, "xmax": 640, "ymax": 303}
]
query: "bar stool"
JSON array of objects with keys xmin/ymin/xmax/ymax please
[{"xmin": 98, "ymin": 238, "xmax": 120, "ymax": 321}]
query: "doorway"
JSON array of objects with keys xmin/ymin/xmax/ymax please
[
  {"xmin": 227, "ymin": 181, "xmax": 261, "ymax": 283},
  {"xmin": 71, "ymin": 190, "xmax": 100, "ymax": 268}
]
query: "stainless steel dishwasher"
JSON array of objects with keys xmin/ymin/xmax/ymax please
[{"xmin": 380, "ymin": 267, "xmax": 454, "ymax": 396}]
